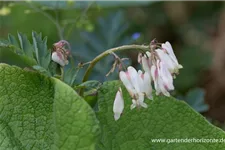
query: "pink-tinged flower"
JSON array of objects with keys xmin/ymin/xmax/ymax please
[
  {"xmin": 156, "ymin": 49, "xmax": 182, "ymax": 75},
  {"xmin": 156, "ymin": 49, "xmax": 175, "ymax": 73},
  {"xmin": 113, "ymin": 87, "xmax": 124, "ymax": 121},
  {"xmin": 151, "ymin": 60, "xmax": 174, "ymax": 96},
  {"xmin": 52, "ymin": 51, "xmax": 69, "ymax": 66},
  {"xmin": 160, "ymin": 41, "xmax": 183, "ymax": 73},
  {"xmin": 141, "ymin": 52, "xmax": 152, "ymax": 78},
  {"xmin": 119, "ymin": 66, "xmax": 152, "ymax": 109},
  {"xmin": 138, "ymin": 70, "xmax": 153, "ymax": 100}
]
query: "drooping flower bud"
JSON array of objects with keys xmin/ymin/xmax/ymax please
[
  {"xmin": 113, "ymin": 87, "xmax": 124, "ymax": 121},
  {"xmin": 138, "ymin": 70, "xmax": 152, "ymax": 99},
  {"xmin": 156, "ymin": 49, "xmax": 178, "ymax": 74},
  {"xmin": 119, "ymin": 66, "xmax": 152, "ymax": 110},
  {"xmin": 52, "ymin": 40, "xmax": 70, "ymax": 66},
  {"xmin": 151, "ymin": 60, "xmax": 174, "ymax": 96},
  {"xmin": 161, "ymin": 41, "xmax": 183, "ymax": 73}
]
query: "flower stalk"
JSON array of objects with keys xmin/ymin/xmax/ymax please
[{"xmin": 82, "ymin": 45, "xmax": 150, "ymax": 83}]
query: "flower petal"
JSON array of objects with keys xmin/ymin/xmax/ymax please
[
  {"xmin": 159, "ymin": 61, "xmax": 174, "ymax": 91},
  {"xmin": 130, "ymin": 99, "xmax": 137, "ymax": 110},
  {"xmin": 162, "ymin": 41, "xmax": 183, "ymax": 71},
  {"xmin": 143, "ymin": 72, "xmax": 153, "ymax": 100},
  {"xmin": 141, "ymin": 56, "xmax": 151, "ymax": 76},
  {"xmin": 113, "ymin": 88, "xmax": 124, "ymax": 121},
  {"xmin": 156, "ymin": 49, "xmax": 175, "ymax": 71},
  {"xmin": 127, "ymin": 66, "xmax": 143, "ymax": 93},
  {"xmin": 52, "ymin": 51, "xmax": 68, "ymax": 66},
  {"xmin": 119, "ymin": 71, "xmax": 136, "ymax": 96},
  {"xmin": 137, "ymin": 93, "xmax": 148, "ymax": 108},
  {"xmin": 162, "ymin": 41, "xmax": 178, "ymax": 63}
]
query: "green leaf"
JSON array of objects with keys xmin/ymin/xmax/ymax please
[
  {"xmin": 0, "ymin": 47, "xmax": 37, "ymax": 68},
  {"xmin": 0, "ymin": 64, "xmax": 100, "ymax": 150},
  {"xmin": 32, "ymin": 65, "xmax": 51, "ymax": 76},
  {"xmin": 8, "ymin": 34, "xmax": 20, "ymax": 49},
  {"xmin": 63, "ymin": 67, "xmax": 80, "ymax": 86},
  {"xmin": 97, "ymin": 81, "xmax": 225, "ymax": 150},
  {"xmin": 17, "ymin": 32, "xmax": 34, "ymax": 57},
  {"xmin": 32, "ymin": 31, "xmax": 51, "ymax": 69},
  {"xmin": 75, "ymin": 80, "xmax": 102, "ymax": 90},
  {"xmin": 0, "ymin": 40, "xmax": 10, "ymax": 47},
  {"xmin": 74, "ymin": 80, "xmax": 102, "ymax": 107}
]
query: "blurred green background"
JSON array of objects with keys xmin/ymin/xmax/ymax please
[{"xmin": 1, "ymin": 1, "xmax": 225, "ymax": 129}]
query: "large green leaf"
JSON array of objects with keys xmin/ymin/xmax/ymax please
[
  {"xmin": 97, "ymin": 81, "xmax": 225, "ymax": 150},
  {"xmin": 0, "ymin": 64, "xmax": 100, "ymax": 150}
]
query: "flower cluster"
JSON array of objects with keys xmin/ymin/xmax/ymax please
[
  {"xmin": 113, "ymin": 41, "xmax": 182, "ymax": 121},
  {"xmin": 51, "ymin": 40, "xmax": 70, "ymax": 66}
]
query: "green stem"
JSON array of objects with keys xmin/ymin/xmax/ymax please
[{"xmin": 82, "ymin": 44, "xmax": 149, "ymax": 83}]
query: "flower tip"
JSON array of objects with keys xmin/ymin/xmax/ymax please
[
  {"xmin": 114, "ymin": 113, "xmax": 120, "ymax": 121},
  {"xmin": 165, "ymin": 41, "xmax": 171, "ymax": 45},
  {"xmin": 130, "ymin": 100, "xmax": 137, "ymax": 110},
  {"xmin": 130, "ymin": 104, "xmax": 136, "ymax": 110},
  {"xmin": 147, "ymin": 95, "xmax": 153, "ymax": 100},
  {"xmin": 141, "ymin": 102, "xmax": 148, "ymax": 108},
  {"xmin": 178, "ymin": 64, "xmax": 183, "ymax": 69},
  {"xmin": 164, "ymin": 92, "xmax": 170, "ymax": 97}
]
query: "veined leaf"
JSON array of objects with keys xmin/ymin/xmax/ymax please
[
  {"xmin": 97, "ymin": 81, "xmax": 225, "ymax": 150},
  {"xmin": 0, "ymin": 64, "xmax": 100, "ymax": 150}
]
